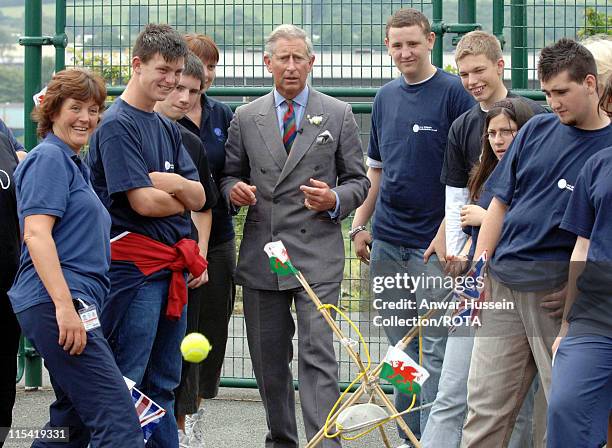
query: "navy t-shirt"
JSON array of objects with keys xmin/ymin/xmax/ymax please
[
  {"xmin": 560, "ymin": 147, "xmax": 612, "ymax": 337},
  {"xmin": 87, "ymin": 98, "xmax": 199, "ymax": 246},
  {"xmin": 487, "ymin": 114, "xmax": 612, "ymax": 290},
  {"xmin": 441, "ymin": 92, "xmax": 546, "ymax": 188},
  {"xmin": 179, "ymin": 94, "xmax": 234, "ymax": 247},
  {"xmin": 178, "ymin": 123, "xmax": 219, "ymax": 241},
  {"xmin": 8, "ymin": 134, "xmax": 112, "ymax": 313},
  {"xmin": 368, "ymin": 69, "xmax": 475, "ymax": 248},
  {"xmin": 0, "ymin": 133, "xmax": 19, "ymax": 291},
  {"xmin": 0, "ymin": 118, "xmax": 24, "ymax": 152}
]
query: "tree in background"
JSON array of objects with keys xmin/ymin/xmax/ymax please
[{"xmin": 579, "ymin": 8, "xmax": 612, "ymax": 38}]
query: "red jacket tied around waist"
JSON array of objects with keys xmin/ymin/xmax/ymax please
[{"xmin": 111, "ymin": 232, "xmax": 207, "ymax": 319}]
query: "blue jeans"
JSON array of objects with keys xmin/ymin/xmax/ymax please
[
  {"xmin": 110, "ymin": 278, "xmax": 187, "ymax": 448},
  {"xmin": 421, "ymin": 329, "xmax": 536, "ymax": 448},
  {"xmin": 370, "ymin": 239, "xmax": 448, "ymax": 442},
  {"xmin": 547, "ymin": 335, "xmax": 612, "ymax": 448},
  {"xmin": 18, "ymin": 302, "xmax": 143, "ymax": 448}
]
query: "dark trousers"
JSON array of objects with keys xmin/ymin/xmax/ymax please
[
  {"xmin": 197, "ymin": 239, "xmax": 236, "ymax": 399},
  {"xmin": 0, "ymin": 288, "xmax": 20, "ymax": 447},
  {"xmin": 243, "ymin": 283, "xmax": 341, "ymax": 448},
  {"xmin": 17, "ymin": 302, "xmax": 144, "ymax": 448}
]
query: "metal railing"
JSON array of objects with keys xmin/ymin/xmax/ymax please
[{"xmin": 18, "ymin": 0, "xmax": 610, "ymax": 389}]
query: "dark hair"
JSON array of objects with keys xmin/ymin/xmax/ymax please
[
  {"xmin": 133, "ymin": 23, "xmax": 188, "ymax": 64},
  {"xmin": 182, "ymin": 51, "xmax": 205, "ymax": 90},
  {"xmin": 184, "ymin": 33, "xmax": 220, "ymax": 64},
  {"xmin": 467, "ymin": 98, "xmax": 535, "ymax": 201},
  {"xmin": 537, "ymin": 38, "xmax": 598, "ymax": 83},
  {"xmin": 385, "ymin": 8, "xmax": 431, "ymax": 38},
  {"xmin": 600, "ymin": 75, "xmax": 612, "ymax": 117},
  {"xmin": 31, "ymin": 68, "xmax": 107, "ymax": 139}
]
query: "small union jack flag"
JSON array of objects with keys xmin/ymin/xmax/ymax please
[
  {"xmin": 448, "ymin": 251, "xmax": 487, "ymax": 334},
  {"xmin": 124, "ymin": 377, "xmax": 166, "ymax": 443}
]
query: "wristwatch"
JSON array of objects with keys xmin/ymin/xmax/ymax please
[{"xmin": 348, "ymin": 225, "xmax": 367, "ymax": 241}]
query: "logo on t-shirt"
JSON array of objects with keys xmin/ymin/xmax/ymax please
[
  {"xmin": 0, "ymin": 169, "xmax": 10, "ymax": 190},
  {"xmin": 557, "ymin": 178, "xmax": 574, "ymax": 192},
  {"xmin": 412, "ymin": 124, "xmax": 438, "ymax": 133},
  {"xmin": 164, "ymin": 161, "xmax": 174, "ymax": 171}
]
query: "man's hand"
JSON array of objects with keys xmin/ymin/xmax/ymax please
[
  {"xmin": 445, "ymin": 255, "xmax": 469, "ymax": 278},
  {"xmin": 188, "ymin": 270, "xmax": 209, "ymax": 289},
  {"xmin": 56, "ymin": 303, "xmax": 87, "ymax": 355},
  {"xmin": 353, "ymin": 230, "xmax": 372, "ymax": 264},
  {"xmin": 188, "ymin": 244, "xmax": 209, "ymax": 289},
  {"xmin": 541, "ymin": 284, "xmax": 567, "ymax": 318},
  {"xmin": 230, "ymin": 181, "xmax": 257, "ymax": 206},
  {"xmin": 424, "ymin": 229, "xmax": 446, "ymax": 268},
  {"xmin": 149, "ymin": 171, "xmax": 181, "ymax": 195},
  {"xmin": 300, "ymin": 178, "xmax": 336, "ymax": 211},
  {"xmin": 460, "ymin": 205, "xmax": 487, "ymax": 227}
]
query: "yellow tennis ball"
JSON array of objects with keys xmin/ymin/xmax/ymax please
[{"xmin": 181, "ymin": 333, "xmax": 212, "ymax": 363}]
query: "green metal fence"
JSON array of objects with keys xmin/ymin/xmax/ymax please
[{"xmin": 19, "ymin": 0, "xmax": 611, "ymax": 389}]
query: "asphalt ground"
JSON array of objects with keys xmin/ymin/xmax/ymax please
[
  {"xmin": 10, "ymin": 385, "xmax": 404, "ymax": 447},
  {"xmin": 9, "ymin": 311, "xmax": 411, "ymax": 447}
]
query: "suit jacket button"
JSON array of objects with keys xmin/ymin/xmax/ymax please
[
  {"xmin": 314, "ymin": 165, "xmax": 320, "ymax": 170},
  {"xmin": 260, "ymin": 168, "xmax": 266, "ymax": 173},
  {"xmin": 273, "ymin": 230, "xmax": 279, "ymax": 236},
  {"xmin": 273, "ymin": 198, "xmax": 279, "ymax": 204},
  {"xmin": 300, "ymin": 229, "xmax": 306, "ymax": 234}
]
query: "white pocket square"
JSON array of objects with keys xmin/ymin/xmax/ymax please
[{"xmin": 316, "ymin": 130, "xmax": 334, "ymax": 144}]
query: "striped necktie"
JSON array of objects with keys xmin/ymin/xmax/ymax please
[{"xmin": 282, "ymin": 99, "xmax": 297, "ymax": 153}]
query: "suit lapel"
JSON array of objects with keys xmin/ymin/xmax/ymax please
[
  {"xmin": 277, "ymin": 89, "xmax": 328, "ymax": 186},
  {"xmin": 254, "ymin": 93, "xmax": 287, "ymax": 170}
]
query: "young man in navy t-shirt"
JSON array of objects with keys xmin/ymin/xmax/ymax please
[
  {"xmin": 350, "ymin": 8, "xmax": 474, "ymax": 445},
  {"xmin": 153, "ymin": 51, "xmax": 221, "ymax": 442},
  {"xmin": 86, "ymin": 24, "xmax": 206, "ymax": 447},
  {"xmin": 461, "ymin": 39, "xmax": 612, "ymax": 447}
]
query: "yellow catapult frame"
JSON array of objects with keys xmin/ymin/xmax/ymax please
[{"xmin": 292, "ymin": 269, "xmax": 446, "ymax": 448}]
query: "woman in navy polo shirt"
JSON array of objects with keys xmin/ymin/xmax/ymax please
[{"xmin": 8, "ymin": 69, "xmax": 143, "ymax": 447}]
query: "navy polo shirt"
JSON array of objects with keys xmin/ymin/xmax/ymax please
[
  {"xmin": 561, "ymin": 147, "xmax": 612, "ymax": 336},
  {"xmin": 8, "ymin": 134, "xmax": 112, "ymax": 313},
  {"xmin": 368, "ymin": 69, "xmax": 475, "ymax": 248},
  {"xmin": 179, "ymin": 94, "xmax": 235, "ymax": 247},
  {"xmin": 86, "ymin": 98, "xmax": 199, "ymax": 246},
  {"xmin": 487, "ymin": 114, "xmax": 612, "ymax": 290}
]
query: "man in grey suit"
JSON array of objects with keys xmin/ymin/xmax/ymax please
[{"xmin": 220, "ymin": 24, "xmax": 369, "ymax": 448}]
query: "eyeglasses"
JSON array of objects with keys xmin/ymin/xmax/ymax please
[{"xmin": 487, "ymin": 129, "xmax": 516, "ymax": 140}]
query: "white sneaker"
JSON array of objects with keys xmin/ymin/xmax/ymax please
[
  {"xmin": 189, "ymin": 408, "xmax": 207, "ymax": 447},
  {"xmin": 396, "ymin": 444, "xmax": 414, "ymax": 448},
  {"xmin": 178, "ymin": 429, "xmax": 191, "ymax": 448}
]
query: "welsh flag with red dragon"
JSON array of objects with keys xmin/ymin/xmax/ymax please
[{"xmin": 380, "ymin": 346, "xmax": 429, "ymax": 396}]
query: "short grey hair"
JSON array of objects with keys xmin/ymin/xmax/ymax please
[{"xmin": 264, "ymin": 24, "xmax": 314, "ymax": 58}]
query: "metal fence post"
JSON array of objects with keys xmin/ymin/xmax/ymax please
[
  {"xmin": 20, "ymin": 0, "xmax": 44, "ymax": 390},
  {"xmin": 432, "ymin": 0, "xmax": 443, "ymax": 68},
  {"xmin": 55, "ymin": 0, "xmax": 67, "ymax": 72},
  {"xmin": 458, "ymin": 0, "xmax": 476, "ymax": 25},
  {"xmin": 492, "ymin": 0, "xmax": 506, "ymax": 50},
  {"xmin": 23, "ymin": 0, "xmax": 42, "ymax": 152},
  {"xmin": 511, "ymin": 0, "xmax": 528, "ymax": 89}
]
